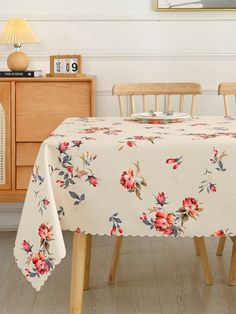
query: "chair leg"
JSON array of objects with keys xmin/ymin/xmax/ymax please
[
  {"xmin": 216, "ymin": 237, "xmax": 226, "ymax": 256},
  {"xmin": 193, "ymin": 237, "xmax": 200, "ymax": 255},
  {"xmin": 83, "ymin": 234, "xmax": 92, "ymax": 290},
  {"xmin": 228, "ymin": 236, "xmax": 236, "ymax": 286},
  {"xmin": 108, "ymin": 235, "xmax": 123, "ymax": 285},
  {"xmin": 195, "ymin": 236, "xmax": 213, "ymax": 285},
  {"xmin": 70, "ymin": 232, "xmax": 87, "ymax": 314}
]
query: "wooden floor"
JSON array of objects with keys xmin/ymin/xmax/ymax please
[{"xmin": 0, "ymin": 232, "xmax": 236, "ymax": 314}]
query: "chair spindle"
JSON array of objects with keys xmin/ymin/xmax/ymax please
[
  {"xmin": 155, "ymin": 95, "xmax": 159, "ymax": 112},
  {"xmin": 179, "ymin": 95, "xmax": 184, "ymax": 112},
  {"xmin": 142, "ymin": 95, "xmax": 147, "ymax": 112}
]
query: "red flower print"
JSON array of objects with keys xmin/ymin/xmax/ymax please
[
  {"xmin": 127, "ymin": 140, "xmax": 135, "ymax": 147},
  {"xmin": 110, "ymin": 227, "xmax": 117, "ymax": 235},
  {"xmin": 72, "ymin": 140, "xmax": 82, "ymax": 148},
  {"xmin": 214, "ymin": 147, "xmax": 218, "ymax": 158},
  {"xmin": 166, "ymin": 156, "xmax": 183, "ymax": 170},
  {"xmin": 156, "ymin": 192, "xmax": 166, "ymax": 206},
  {"xmin": 42, "ymin": 198, "xmax": 50, "ymax": 206},
  {"xmin": 141, "ymin": 193, "xmax": 202, "ymax": 236},
  {"xmin": 25, "ymin": 268, "xmax": 30, "ymax": 277},
  {"xmin": 66, "ymin": 165, "xmax": 73, "ymax": 173},
  {"xmin": 210, "ymin": 147, "xmax": 227, "ymax": 172},
  {"xmin": 190, "ymin": 133, "xmax": 217, "ymax": 139},
  {"xmin": 120, "ymin": 169, "xmax": 136, "ymax": 190},
  {"xmin": 76, "ymin": 227, "xmax": 81, "ymax": 234},
  {"xmin": 23, "ymin": 225, "xmax": 54, "ymax": 279},
  {"xmin": 176, "ymin": 196, "xmax": 204, "ymax": 226},
  {"xmin": 214, "ymin": 229, "xmax": 225, "ymax": 237},
  {"xmin": 109, "ymin": 213, "xmax": 123, "ymax": 235},
  {"xmin": 88, "ymin": 175, "xmax": 99, "ymax": 187},
  {"xmin": 58, "ymin": 142, "xmax": 69, "ymax": 153},
  {"xmin": 117, "ymin": 227, "xmax": 123, "ymax": 234},
  {"xmin": 56, "ymin": 179, "xmax": 64, "ymax": 188},
  {"xmin": 141, "ymin": 193, "xmax": 186, "ymax": 237},
  {"xmin": 166, "ymin": 158, "xmax": 177, "ymax": 164},
  {"xmin": 118, "ymin": 140, "xmax": 137, "ymax": 151},
  {"xmin": 38, "ymin": 224, "xmax": 53, "ymax": 240},
  {"xmin": 154, "ymin": 211, "xmax": 174, "ymax": 234},
  {"xmin": 173, "ymin": 163, "xmax": 181, "ymax": 170},
  {"xmin": 182, "ymin": 197, "xmax": 200, "ymax": 218},
  {"xmin": 22, "ymin": 240, "xmax": 32, "ymax": 253},
  {"xmin": 120, "ymin": 161, "xmax": 147, "ymax": 199},
  {"xmin": 224, "ymin": 132, "xmax": 236, "ymax": 138},
  {"xmin": 32, "ymin": 252, "xmax": 50, "ymax": 275},
  {"xmin": 163, "ymin": 227, "xmax": 175, "ymax": 235},
  {"xmin": 210, "ymin": 183, "xmax": 217, "ymax": 192},
  {"xmin": 140, "ymin": 213, "xmax": 147, "ymax": 221}
]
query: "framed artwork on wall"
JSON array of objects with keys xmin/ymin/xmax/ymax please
[{"xmin": 156, "ymin": 0, "xmax": 236, "ymax": 10}]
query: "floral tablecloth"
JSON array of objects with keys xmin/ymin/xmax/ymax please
[{"xmin": 14, "ymin": 116, "xmax": 236, "ymax": 290}]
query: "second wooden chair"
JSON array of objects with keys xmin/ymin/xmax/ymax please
[{"xmin": 109, "ymin": 82, "xmax": 213, "ymax": 286}]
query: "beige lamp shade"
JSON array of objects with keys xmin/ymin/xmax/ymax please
[
  {"xmin": 0, "ymin": 19, "xmax": 39, "ymax": 71},
  {"xmin": 0, "ymin": 19, "xmax": 39, "ymax": 45}
]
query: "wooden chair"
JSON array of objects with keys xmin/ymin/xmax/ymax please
[
  {"xmin": 109, "ymin": 82, "xmax": 213, "ymax": 286},
  {"xmin": 218, "ymin": 82, "xmax": 236, "ymax": 117},
  {"xmin": 113, "ymin": 82, "xmax": 201, "ymax": 117},
  {"xmin": 217, "ymin": 82, "xmax": 236, "ymax": 285}
]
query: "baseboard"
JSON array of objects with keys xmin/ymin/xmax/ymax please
[{"xmin": 0, "ymin": 208, "xmax": 21, "ymax": 231}]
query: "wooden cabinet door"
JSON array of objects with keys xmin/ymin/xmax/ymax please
[
  {"xmin": 16, "ymin": 81, "xmax": 92, "ymax": 142},
  {"xmin": 0, "ymin": 83, "xmax": 11, "ymax": 189}
]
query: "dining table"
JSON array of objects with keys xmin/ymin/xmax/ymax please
[{"xmin": 14, "ymin": 115, "xmax": 236, "ymax": 314}]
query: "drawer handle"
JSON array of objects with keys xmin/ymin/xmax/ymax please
[{"xmin": 0, "ymin": 102, "xmax": 5, "ymax": 185}]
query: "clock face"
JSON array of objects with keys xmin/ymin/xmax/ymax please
[{"xmin": 54, "ymin": 58, "xmax": 79, "ymax": 74}]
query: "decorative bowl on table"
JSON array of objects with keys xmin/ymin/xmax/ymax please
[{"xmin": 130, "ymin": 111, "xmax": 190, "ymax": 124}]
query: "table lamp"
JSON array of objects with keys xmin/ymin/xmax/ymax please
[{"xmin": 0, "ymin": 19, "xmax": 39, "ymax": 71}]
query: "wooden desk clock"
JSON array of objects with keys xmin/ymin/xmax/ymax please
[{"xmin": 47, "ymin": 54, "xmax": 84, "ymax": 77}]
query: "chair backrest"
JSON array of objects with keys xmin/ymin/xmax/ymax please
[
  {"xmin": 112, "ymin": 83, "xmax": 202, "ymax": 117},
  {"xmin": 218, "ymin": 83, "xmax": 236, "ymax": 117}
]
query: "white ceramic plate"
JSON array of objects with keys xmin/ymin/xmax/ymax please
[
  {"xmin": 132, "ymin": 111, "xmax": 190, "ymax": 119},
  {"xmin": 130, "ymin": 112, "xmax": 190, "ymax": 124}
]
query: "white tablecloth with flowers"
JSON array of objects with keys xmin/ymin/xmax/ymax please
[{"xmin": 14, "ymin": 116, "xmax": 236, "ymax": 290}]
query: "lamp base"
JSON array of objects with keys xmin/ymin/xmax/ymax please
[{"xmin": 7, "ymin": 51, "xmax": 29, "ymax": 71}]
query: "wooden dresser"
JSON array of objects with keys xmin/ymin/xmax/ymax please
[{"xmin": 0, "ymin": 76, "xmax": 96, "ymax": 202}]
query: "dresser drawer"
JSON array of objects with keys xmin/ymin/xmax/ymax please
[
  {"xmin": 16, "ymin": 143, "xmax": 41, "ymax": 166},
  {"xmin": 16, "ymin": 167, "xmax": 32, "ymax": 190},
  {"xmin": 16, "ymin": 81, "xmax": 91, "ymax": 142}
]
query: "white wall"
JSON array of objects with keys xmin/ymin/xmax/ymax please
[
  {"xmin": 1, "ymin": 0, "xmax": 236, "ymax": 115},
  {"xmin": 1, "ymin": 0, "xmax": 236, "ymax": 228}
]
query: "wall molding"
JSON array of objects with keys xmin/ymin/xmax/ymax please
[
  {"xmin": 1, "ymin": 51, "xmax": 236, "ymax": 62},
  {"xmin": 0, "ymin": 12, "xmax": 236, "ymax": 22}
]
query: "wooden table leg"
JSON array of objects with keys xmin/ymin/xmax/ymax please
[
  {"xmin": 196, "ymin": 236, "xmax": 213, "ymax": 285},
  {"xmin": 70, "ymin": 232, "xmax": 88, "ymax": 314},
  {"xmin": 216, "ymin": 237, "xmax": 226, "ymax": 256},
  {"xmin": 193, "ymin": 236, "xmax": 200, "ymax": 255},
  {"xmin": 83, "ymin": 234, "xmax": 92, "ymax": 290},
  {"xmin": 228, "ymin": 236, "xmax": 236, "ymax": 286},
  {"xmin": 108, "ymin": 235, "xmax": 123, "ymax": 285}
]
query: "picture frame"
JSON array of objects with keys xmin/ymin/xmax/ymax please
[
  {"xmin": 47, "ymin": 54, "xmax": 83, "ymax": 77},
  {"xmin": 155, "ymin": 0, "xmax": 236, "ymax": 11}
]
